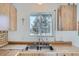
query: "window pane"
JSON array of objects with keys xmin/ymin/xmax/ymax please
[{"xmin": 30, "ymin": 13, "xmax": 52, "ymax": 35}]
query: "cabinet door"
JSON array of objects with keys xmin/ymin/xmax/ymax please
[
  {"xmin": 10, "ymin": 4, "xmax": 17, "ymax": 31},
  {"xmin": 57, "ymin": 5, "xmax": 77, "ymax": 31},
  {"xmin": 0, "ymin": 3, "xmax": 9, "ymax": 16}
]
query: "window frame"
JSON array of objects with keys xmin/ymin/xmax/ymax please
[{"xmin": 29, "ymin": 12, "xmax": 56, "ymax": 37}]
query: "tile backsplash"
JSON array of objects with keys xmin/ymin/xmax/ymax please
[{"xmin": 0, "ymin": 31, "xmax": 8, "ymax": 47}]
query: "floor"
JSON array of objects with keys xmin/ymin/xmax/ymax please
[{"xmin": 0, "ymin": 44, "xmax": 79, "ymax": 56}]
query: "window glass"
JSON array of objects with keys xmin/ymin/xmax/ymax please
[{"xmin": 30, "ymin": 13, "xmax": 53, "ymax": 36}]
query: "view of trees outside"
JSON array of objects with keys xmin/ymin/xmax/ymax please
[{"xmin": 30, "ymin": 13, "xmax": 52, "ymax": 35}]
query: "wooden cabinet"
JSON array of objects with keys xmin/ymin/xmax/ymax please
[
  {"xmin": 0, "ymin": 3, "xmax": 10, "ymax": 16},
  {"xmin": 0, "ymin": 3, "xmax": 17, "ymax": 31},
  {"xmin": 57, "ymin": 4, "xmax": 77, "ymax": 31},
  {"xmin": 9, "ymin": 4, "xmax": 17, "ymax": 31}
]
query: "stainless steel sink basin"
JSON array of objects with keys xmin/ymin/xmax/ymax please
[{"xmin": 25, "ymin": 44, "xmax": 54, "ymax": 51}]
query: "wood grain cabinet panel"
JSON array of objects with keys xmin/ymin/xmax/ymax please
[
  {"xmin": 57, "ymin": 4, "xmax": 77, "ymax": 31},
  {"xmin": 0, "ymin": 3, "xmax": 10, "ymax": 16},
  {"xmin": 9, "ymin": 4, "xmax": 17, "ymax": 31}
]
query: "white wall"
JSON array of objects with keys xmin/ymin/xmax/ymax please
[
  {"xmin": 8, "ymin": 3, "xmax": 78, "ymax": 47},
  {"xmin": 8, "ymin": 3, "xmax": 62, "ymax": 42},
  {"xmin": 56, "ymin": 31, "xmax": 78, "ymax": 46},
  {"xmin": 56, "ymin": 31, "xmax": 76, "ymax": 41}
]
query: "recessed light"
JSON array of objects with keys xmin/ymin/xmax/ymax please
[{"xmin": 37, "ymin": 3, "xmax": 43, "ymax": 5}]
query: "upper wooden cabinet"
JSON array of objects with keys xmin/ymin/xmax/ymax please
[
  {"xmin": 0, "ymin": 4, "xmax": 10, "ymax": 16},
  {"xmin": 0, "ymin": 3, "xmax": 17, "ymax": 31},
  {"xmin": 57, "ymin": 4, "xmax": 77, "ymax": 31},
  {"xmin": 9, "ymin": 4, "xmax": 17, "ymax": 31}
]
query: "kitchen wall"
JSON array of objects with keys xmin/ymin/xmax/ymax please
[{"xmin": 8, "ymin": 3, "xmax": 78, "ymax": 47}]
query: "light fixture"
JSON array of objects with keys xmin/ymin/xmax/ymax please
[{"xmin": 37, "ymin": 3, "xmax": 43, "ymax": 5}]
